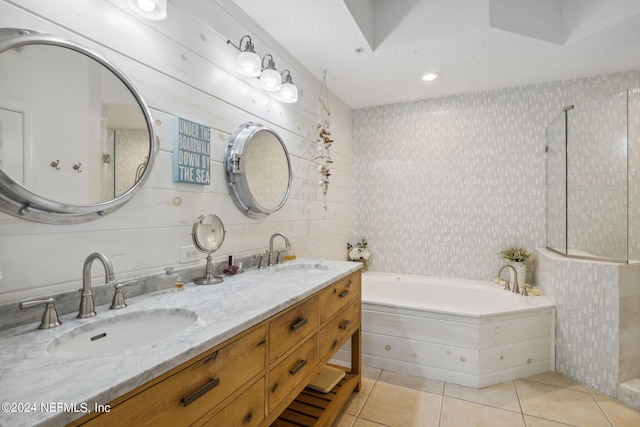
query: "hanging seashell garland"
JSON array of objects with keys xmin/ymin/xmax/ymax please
[{"xmin": 316, "ymin": 71, "xmax": 333, "ymax": 210}]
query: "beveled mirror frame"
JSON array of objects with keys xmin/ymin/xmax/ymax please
[
  {"xmin": 0, "ymin": 28, "xmax": 157, "ymax": 224},
  {"xmin": 224, "ymin": 122, "xmax": 292, "ymax": 219}
]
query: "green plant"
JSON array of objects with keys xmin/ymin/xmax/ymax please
[{"xmin": 500, "ymin": 246, "xmax": 531, "ymax": 263}]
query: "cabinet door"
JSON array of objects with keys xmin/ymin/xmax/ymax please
[
  {"xmin": 319, "ymin": 299, "xmax": 360, "ymax": 361},
  {"xmin": 269, "ymin": 296, "xmax": 318, "ymax": 363},
  {"xmin": 267, "ymin": 333, "xmax": 318, "ymax": 412},
  {"xmin": 195, "ymin": 378, "xmax": 264, "ymax": 427},
  {"xmin": 318, "ymin": 273, "xmax": 360, "ymax": 323},
  {"xmin": 82, "ymin": 326, "xmax": 266, "ymax": 426}
]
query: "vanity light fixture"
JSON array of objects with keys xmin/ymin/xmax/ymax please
[
  {"xmin": 127, "ymin": 0, "xmax": 167, "ymax": 20},
  {"xmin": 260, "ymin": 54, "xmax": 281, "ymax": 92},
  {"xmin": 226, "ymin": 36, "xmax": 298, "ymax": 102},
  {"xmin": 279, "ymin": 70, "xmax": 298, "ymax": 103},
  {"xmin": 422, "ymin": 72, "xmax": 439, "ymax": 82},
  {"xmin": 227, "ymin": 35, "xmax": 261, "ymax": 77}
]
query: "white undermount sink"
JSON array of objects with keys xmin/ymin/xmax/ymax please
[
  {"xmin": 271, "ymin": 262, "xmax": 330, "ymax": 272},
  {"xmin": 47, "ymin": 308, "xmax": 197, "ymax": 358}
]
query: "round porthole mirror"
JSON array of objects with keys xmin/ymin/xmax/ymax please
[
  {"xmin": 0, "ymin": 28, "xmax": 157, "ymax": 224},
  {"xmin": 224, "ymin": 122, "xmax": 292, "ymax": 219}
]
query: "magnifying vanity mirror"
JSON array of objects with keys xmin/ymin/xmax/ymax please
[
  {"xmin": 191, "ymin": 214, "xmax": 226, "ymax": 285},
  {"xmin": 0, "ymin": 28, "xmax": 157, "ymax": 223},
  {"xmin": 225, "ymin": 122, "xmax": 292, "ymax": 219}
]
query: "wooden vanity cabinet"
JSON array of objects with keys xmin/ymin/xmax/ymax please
[{"xmin": 69, "ymin": 270, "xmax": 361, "ymax": 427}]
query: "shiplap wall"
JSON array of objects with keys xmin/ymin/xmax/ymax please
[{"xmin": 0, "ymin": 0, "xmax": 353, "ymax": 303}]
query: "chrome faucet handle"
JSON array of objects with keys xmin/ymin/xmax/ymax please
[
  {"xmin": 521, "ymin": 285, "xmax": 529, "ymax": 296},
  {"xmin": 254, "ymin": 253, "xmax": 265, "ymax": 269},
  {"xmin": 19, "ymin": 298, "xmax": 61, "ymax": 329},
  {"xmin": 110, "ymin": 279, "xmax": 137, "ymax": 310},
  {"xmin": 275, "ymin": 249, "xmax": 287, "ymax": 264}
]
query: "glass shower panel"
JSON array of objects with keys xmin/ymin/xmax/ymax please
[
  {"xmin": 629, "ymin": 89, "xmax": 640, "ymax": 262},
  {"xmin": 567, "ymin": 92, "xmax": 628, "ymax": 260},
  {"xmin": 545, "ymin": 112, "xmax": 567, "ymax": 255}
]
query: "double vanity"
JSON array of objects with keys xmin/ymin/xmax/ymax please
[{"xmin": 0, "ymin": 260, "xmax": 362, "ymax": 427}]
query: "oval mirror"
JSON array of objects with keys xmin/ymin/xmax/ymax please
[
  {"xmin": 225, "ymin": 122, "xmax": 292, "ymax": 219},
  {"xmin": 191, "ymin": 214, "xmax": 225, "ymax": 285},
  {"xmin": 0, "ymin": 28, "xmax": 157, "ymax": 223}
]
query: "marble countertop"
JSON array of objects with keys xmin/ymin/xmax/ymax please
[{"xmin": 0, "ymin": 259, "xmax": 360, "ymax": 427}]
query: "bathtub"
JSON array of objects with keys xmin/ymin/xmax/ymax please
[{"xmin": 335, "ymin": 272, "xmax": 555, "ymax": 388}]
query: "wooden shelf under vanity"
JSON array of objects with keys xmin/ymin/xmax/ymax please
[{"xmin": 273, "ymin": 371, "xmax": 360, "ymax": 427}]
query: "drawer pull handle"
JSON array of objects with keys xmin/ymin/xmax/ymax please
[
  {"xmin": 339, "ymin": 290, "xmax": 350, "ymax": 298},
  {"xmin": 339, "ymin": 320, "xmax": 350, "ymax": 330},
  {"xmin": 290, "ymin": 359, "xmax": 307, "ymax": 376},
  {"xmin": 244, "ymin": 411, "xmax": 253, "ymax": 423},
  {"xmin": 290, "ymin": 317, "xmax": 308, "ymax": 331},
  {"xmin": 181, "ymin": 377, "xmax": 220, "ymax": 407}
]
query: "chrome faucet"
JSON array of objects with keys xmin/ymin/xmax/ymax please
[
  {"xmin": 78, "ymin": 253, "xmax": 116, "ymax": 318},
  {"xmin": 495, "ymin": 264, "xmax": 523, "ymax": 295},
  {"xmin": 268, "ymin": 233, "xmax": 290, "ymax": 266}
]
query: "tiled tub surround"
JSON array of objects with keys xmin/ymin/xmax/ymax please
[
  {"xmin": 0, "ymin": 259, "xmax": 360, "ymax": 427},
  {"xmin": 536, "ymin": 248, "xmax": 640, "ymax": 409},
  {"xmin": 335, "ymin": 272, "xmax": 555, "ymax": 388},
  {"xmin": 352, "ymin": 70, "xmax": 640, "ymax": 282}
]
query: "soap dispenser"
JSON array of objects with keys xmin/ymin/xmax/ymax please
[{"xmin": 285, "ymin": 243, "xmax": 296, "ymax": 261}]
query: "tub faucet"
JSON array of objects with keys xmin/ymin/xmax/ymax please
[
  {"xmin": 268, "ymin": 233, "xmax": 290, "ymax": 266},
  {"xmin": 78, "ymin": 253, "xmax": 116, "ymax": 318},
  {"xmin": 495, "ymin": 264, "xmax": 522, "ymax": 295}
]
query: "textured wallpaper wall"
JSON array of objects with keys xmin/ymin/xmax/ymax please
[{"xmin": 353, "ymin": 71, "xmax": 640, "ymax": 282}]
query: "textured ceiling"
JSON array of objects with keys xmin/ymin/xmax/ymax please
[{"xmin": 230, "ymin": 0, "xmax": 640, "ymax": 109}]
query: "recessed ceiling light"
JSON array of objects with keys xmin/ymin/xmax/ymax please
[{"xmin": 422, "ymin": 73, "xmax": 439, "ymax": 82}]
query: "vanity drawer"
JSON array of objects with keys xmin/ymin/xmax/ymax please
[
  {"xmin": 269, "ymin": 295, "xmax": 318, "ymax": 363},
  {"xmin": 195, "ymin": 377, "xmax": 265, "ymax": 427},
  {"xmin": 268, "ymin": 333, "xmax": 318, "ymax": 412},
  {"xmin": 318, "ymin": 272, "xmax": 360, "ymax": 323},
  {"xmin": 319, "ymin": 299, "xmax": 360, "ymax": 361},
  {"xmin": 84, "ymin": 326, "xmax": 266, "ymax": 426}
]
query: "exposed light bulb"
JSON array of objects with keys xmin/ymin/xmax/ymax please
[
  {"xmin": 137, "ymin": 0, "xmax": 156, "ymax": 12},
  {"xmin": 128, "ymin": 0, "xmax": 167, "ymax": 20},
  {"xmin": 260, "ymin": 68, "xmax": 281, "ymax": 92},
  {"xmin": 422, "ymin": 72, "xmax": 439, "ymax": 82}
]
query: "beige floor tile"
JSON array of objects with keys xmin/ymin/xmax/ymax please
[
  {"xmin": 590, "ymin": 389, "xmax": 640, "ymax": 427},
  {"xmin": 343, "ymin": 377, "xmax": 376, "ymax": 416},
  {"xmin": 444, "ymin": 380, "xmax": 521, "ymax": 412},
  {"xmin": 362, "ymin": 366, "xmax": 383, "ymax": 381},
  {"xmin": 440, "ymin": 396, "xmax": 526, "ymax": 427},
  {"xmin": 521, "ymin": 371, "xmax": 589, "ymax": 392},
  {"xmin": 359, "ymin": 381, "xmax": 442, "ymax": 427},
  {"xmin": 353, "ymin": 418, "xmax": 391, "ymax": 427},
  {"xmin": 332, "ymin": 412, "xmax": 357, "ymax": 427},
  {"xmin": 378, "ymin": 370, "xmax": 445, "ymax": 395},
  {"xmin": 523, "ymin": 415, "xmax": 578, "ymax": 426},
  {"xmin": 515, "ymin": 379, "xmax": 610, "ymax": 427}
]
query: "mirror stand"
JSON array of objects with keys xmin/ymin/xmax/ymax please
[
  {"xmin": 191, "ymin": 214, "xmax": 226, "ymax": 285},
  {"xmin": 195, "ymin": 254, "xmax": 223, "ymax": 285}
]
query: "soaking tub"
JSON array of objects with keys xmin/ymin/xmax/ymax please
[{"xmin": 335, "ymin": 271, "xmax": 555, "ymax": 388}]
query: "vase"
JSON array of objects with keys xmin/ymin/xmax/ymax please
[
  {"xmin": 353, "ymin": 259, "xmax": 368, "ymax": 272},
  {"xmin": 510, "ymin": 261, "xmax": 526, "ymax": 288}
]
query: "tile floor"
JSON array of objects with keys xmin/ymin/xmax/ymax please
[{"xmin": 332, "ymin": 369, "xmax": 640, "ymax": 427}]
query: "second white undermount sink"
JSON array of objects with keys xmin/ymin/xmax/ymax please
[
  {"xmin": 271, "ymin": 262, "xmax": 330, "ymax": 273},
  {"xmin": 47, "ymin": 308, "xmax": 197, "ymax": 358}
]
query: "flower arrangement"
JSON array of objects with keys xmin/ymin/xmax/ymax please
[
  {"xmin": 499, "ymin": 246, "xmax": 531, "ymax": 263},
  {"xmin": 347, "ymin": 239, "xmax": 370, "ymax": 261}
]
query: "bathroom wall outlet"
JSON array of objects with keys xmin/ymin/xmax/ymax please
[{"xmin": 180, "ymin": 246, "xmax": 200, "ymax": 263}]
